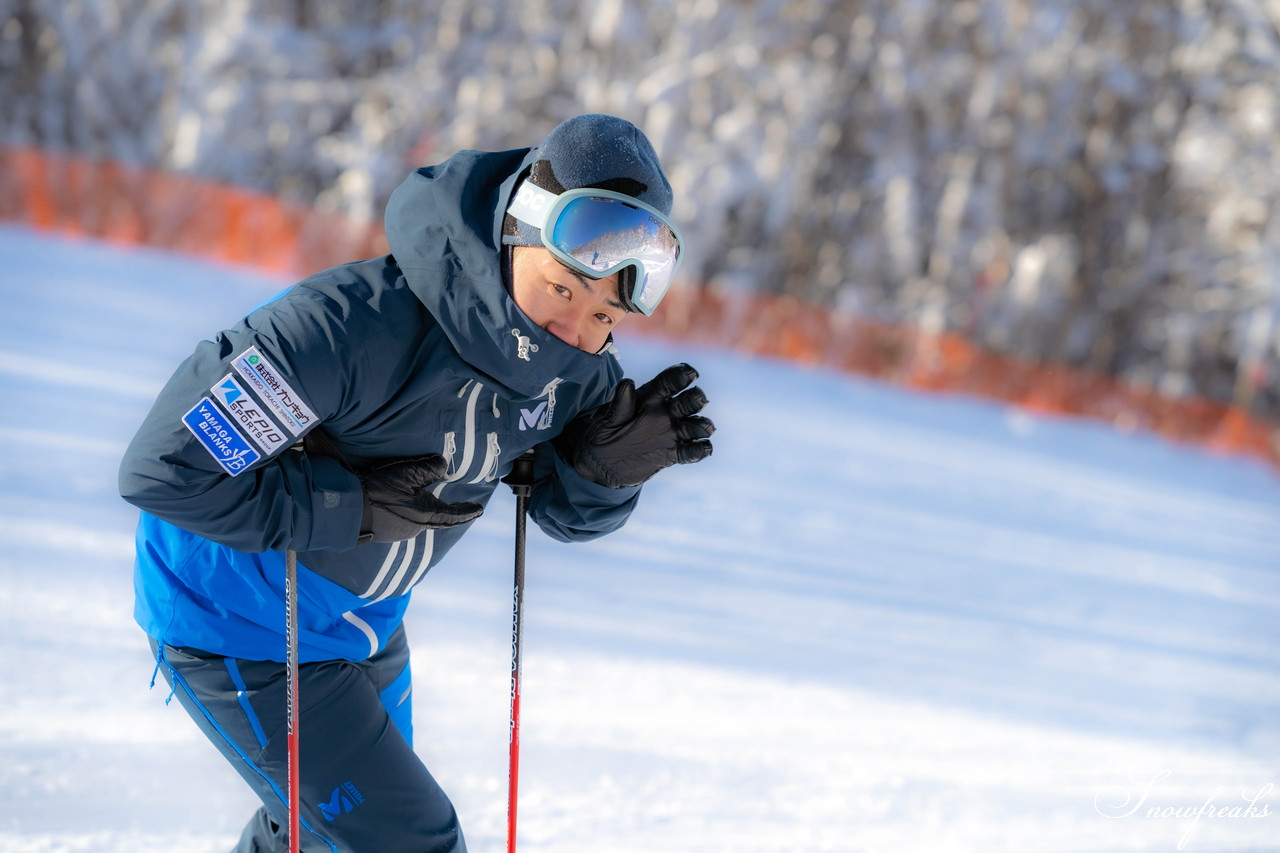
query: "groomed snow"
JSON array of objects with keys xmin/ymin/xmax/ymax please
[{"xmin": 0, "ymin": 226, "xmax": 1276, "ymax": 852}]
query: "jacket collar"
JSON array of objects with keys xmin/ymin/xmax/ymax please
[{"xmin": 384, "ymin": 148, "xmax": 620, "ymax": 399}]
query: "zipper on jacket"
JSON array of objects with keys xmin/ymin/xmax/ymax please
[
  {"xmin": 440, "ymin": 431, "xmax": 458, "ymax": 479},
  {"xmin": 469, "ymin": 433, "xmax": 501, "ymax": 484},
  {"xmin": 436, "ymin": 380, "xmax": 485, "ymax": 488},
  {"xmin": 359, "ymin": 380, "xmax": 491, "ymax": 604},
  {"xmin": 374, "ymin": 380, "xmax": 486, "ymax": 603},
  {"xmin": 538, "ymin": 377, "xmax": 562, "ymax": 430}
]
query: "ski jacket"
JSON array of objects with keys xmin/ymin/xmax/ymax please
[{"xmin": 120, "ymin": 147, "xmax": 641, "ymax": 663}]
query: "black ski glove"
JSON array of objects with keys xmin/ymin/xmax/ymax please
[
  {"xmin": 554, "ymin": 363, "xmax": 715, "ymax": 489},
  {"xmin": 357, "ymin": 455, "xmax": 484, "ymax": 544}
]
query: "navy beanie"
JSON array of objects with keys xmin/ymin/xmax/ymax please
[{"xmin": 502, "ymin": 114, "xmax": 673, "ymax": 249}]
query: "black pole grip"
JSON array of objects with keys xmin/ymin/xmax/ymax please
[{"xmin": 503, "ymin": 449, "xmax": 537, "ymax": 499}]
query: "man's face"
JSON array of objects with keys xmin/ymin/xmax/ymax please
[{"xmin": 510, "ymin": 247, "xmax": 628, "ymax": 354}]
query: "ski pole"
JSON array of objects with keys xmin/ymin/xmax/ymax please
[
  {"xmin": 285, "ymin": 547, "xmax": 302, "ymax": 853},
  {"xmin": 502, "ymin": 450, "xmax": 536, "ymax": 853}
]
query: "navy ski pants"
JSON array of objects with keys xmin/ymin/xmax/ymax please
[{"xmin": 150, "ymin": 627, "xmax": 466, "ymax": 852}]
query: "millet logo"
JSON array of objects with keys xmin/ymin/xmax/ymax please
[
  {"xmin": 518, "ymin": 401, "xmax": 550, "ymax": 431},
  {"xmin": 318, "ymin": 780, "xmax": 365, "ymax": 822}
]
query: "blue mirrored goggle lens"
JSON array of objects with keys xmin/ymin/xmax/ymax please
[{"xmin": 548, "ymin": 196, "xmax": 681, "ymax": 315}]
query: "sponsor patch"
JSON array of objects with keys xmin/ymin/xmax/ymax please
[
  {"xmin": 211, "ymin": 374, "xmax": 289, "ymax": 455},
  {"xmin": 181, "ymin": 397, "xmax": 261, "ymax": 476},
  {"xmin": 231, "ymin": 346, "xmax": 317, "ymax": 436}
]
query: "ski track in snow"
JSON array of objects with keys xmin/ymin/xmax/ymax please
[{"xmin": 0, "ymin": 225, "xmax": 1277, "ymax": 852}]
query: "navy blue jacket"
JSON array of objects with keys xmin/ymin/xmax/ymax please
[{"xmin": 119, "ymin": 147, "xmax": 640, "ymax": 662}]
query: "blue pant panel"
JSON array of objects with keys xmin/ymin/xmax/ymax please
[{"xmin": 151, "ymin": 628, "xmax": 466, "ymax": 853}]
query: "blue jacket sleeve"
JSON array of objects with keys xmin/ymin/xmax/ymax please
[
  {"xmin": 118, "ymin": 288, "xmax": 365, "ymax": 554},
  {"xmin": 525, "ymin": 442, "xmax": 641, "ymax": 543}
]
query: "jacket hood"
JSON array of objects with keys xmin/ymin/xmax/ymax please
[{"xmin": 384, "ymin": 148, "xmax": 622, "ymax": 400}]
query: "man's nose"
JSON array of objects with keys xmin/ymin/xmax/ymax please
[{"xmin": 545, "ymin": 305, "xmax": 584, "ymax": 348}]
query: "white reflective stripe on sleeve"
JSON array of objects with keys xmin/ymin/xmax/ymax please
[
  {"xmin": 359, "ymin": 540, "xmax": 403, "ymax": 599},
  {"xmin": 394, "ymin": 530, "xmax": 437, "ymax": 599},
  {"xmin": 375, "ymin": 534, "xmax": 419, "ymax": 601}
]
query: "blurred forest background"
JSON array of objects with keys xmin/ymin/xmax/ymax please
[{"xmin": 3, "ymin": 0, "xmax": 1278, "ymax": 418}]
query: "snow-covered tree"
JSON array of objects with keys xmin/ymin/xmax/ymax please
[{"xmin": 2, "ymin": 0, "xmax": 1277, "ymax": 415}]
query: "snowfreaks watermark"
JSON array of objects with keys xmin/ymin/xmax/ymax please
[{"xmin": 1094, "ymin": 770, "xmax": 1273, "ymax": 850}]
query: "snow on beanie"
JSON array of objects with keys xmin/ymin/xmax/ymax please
[{"xmin": 502, "ymin": 113, "xmax": 674, "ymax": 249}]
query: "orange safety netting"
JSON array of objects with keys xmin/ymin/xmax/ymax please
[
  {"xmin": 2, "ymin": 145, "xmax": 1275, "ymax": 470},
  {"xmin": 0, "ymin": 146, "xmax": 386, "ymax": 275}
]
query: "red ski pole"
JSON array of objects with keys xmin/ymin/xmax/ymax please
[
  {"xmin": 502, "ymin": 451, "xmax": 536, "ymax": 853},
  {"xmin": 285, "ymin": 547, "xmax": 302, "ymax": 853}
]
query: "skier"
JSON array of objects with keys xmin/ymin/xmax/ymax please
[{"xmin": 119, "ymin": 113, "xmax": 714, "ymax": 852}]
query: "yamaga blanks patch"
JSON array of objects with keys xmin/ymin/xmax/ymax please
[{"xmin": 181, "ymin": 397, "xmax": 261, "ymax": 476}]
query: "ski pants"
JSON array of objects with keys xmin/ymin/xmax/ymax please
[{"xmin": 150, "ymin": 627, "xmax": 466, "ymax": 853}]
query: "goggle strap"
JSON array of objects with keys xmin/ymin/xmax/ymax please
[{"xmin": 507, "ymin": 182, "xmax": 559, "ymax": 231}]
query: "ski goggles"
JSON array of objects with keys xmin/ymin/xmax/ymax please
[{"xmin": 507, "ymin": 182, "xmax": 683, "ymax": 316}]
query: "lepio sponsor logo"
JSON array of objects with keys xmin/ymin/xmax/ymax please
[{"xmin": 212, "ymin": 374, "xmax": 288, "ymax": 454}]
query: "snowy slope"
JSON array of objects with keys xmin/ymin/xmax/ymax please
[{"xmin": 0, "ymin": 225, "xmax": 1277, "ymax": 853}]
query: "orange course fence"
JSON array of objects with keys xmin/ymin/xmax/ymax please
[{"xmin": 2, "ymin": 145, "xmax": 1276, "ymax": 470}]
